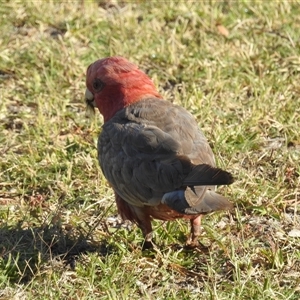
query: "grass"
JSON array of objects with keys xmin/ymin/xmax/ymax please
[{"xmin": 1, "ymin": 1, "xmax": 300, "ymax": 299}]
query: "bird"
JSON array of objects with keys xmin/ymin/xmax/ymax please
[{"xmin": 85, "ymin": 56, "xmax": 234, "ymax": 249}]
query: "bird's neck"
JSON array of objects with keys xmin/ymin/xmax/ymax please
[{"xmin": 98, "ymin": 84, "xmax": 162, "ymax": 122}]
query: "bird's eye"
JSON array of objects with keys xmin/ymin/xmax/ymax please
[{"xmin": 93, "ymin": 79, "xmax": 105, "ymax": 91}]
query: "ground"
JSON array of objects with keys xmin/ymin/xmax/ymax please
[{"xmin": 0, "ymin": 1, "xmax": 300, "ymax": 299}]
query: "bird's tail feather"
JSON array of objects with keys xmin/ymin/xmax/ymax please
[
  {"xmin": 162, "ymin": 187, "xmax": 233, "ymax": 215},
  {"xmin": 184, "ymin": 164, "xmax": 234, "ymax": 186}
]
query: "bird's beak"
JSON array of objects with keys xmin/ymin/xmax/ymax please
[{"xmin": 85, "ymin": 88, "xmax": 95, "ymax": 115}]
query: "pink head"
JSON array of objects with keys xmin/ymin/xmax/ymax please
[{"xmin": 85, "ymin": 56, "xmax": 162, "ymax": 122}]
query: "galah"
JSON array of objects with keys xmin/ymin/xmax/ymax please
[{"xmin": 85, "ymin": 56, "xmax": 234, "ymax": 249}]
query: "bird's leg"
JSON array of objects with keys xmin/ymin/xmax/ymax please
[
  {"xmin": 186, "ymin": 215, "xmax": 202, "ymax": 247},
  {"xmin": 115, "ymin": 194, "xmax": 154, "ymax": 250},
  {"xmin": 139, "ymin": 220, "xmax": 154, "ymax": 250},
  {"xmin": 131, "ymin": 206, "xmax": 154, "ymax": 250}
]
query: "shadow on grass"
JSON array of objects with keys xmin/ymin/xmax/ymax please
[{"xmin": 0, "ymin": 222, "xmax": 114, "ymax": 284}]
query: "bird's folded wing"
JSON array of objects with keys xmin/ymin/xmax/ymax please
[{"xmin": 100, "ymin": 126, "xmax": 231, "ymax": 207}]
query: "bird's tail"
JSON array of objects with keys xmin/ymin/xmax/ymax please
[
  {"xmin": 161, "ymin": 164, "xmax": 234, "ymax": 215},
  {"xmin": 183, "ymin": 164, "xmax": 234, "ymax": 186}
]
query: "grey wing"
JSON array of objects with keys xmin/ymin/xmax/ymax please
[
  {"xmin": 99, "ymin": 122, "xmax": 187, "ymax": 207},
  {"xmin": 98, "ymin": 98, "xmax": 216, "ymax": 207},
  {"xmin": 124, "ymin": 99, "xmax": 215, "ymax": 166}
]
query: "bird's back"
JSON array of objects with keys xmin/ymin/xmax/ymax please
[{"xmin": 98, "ymin": 98, "xmax": 216, "ymax": 208}]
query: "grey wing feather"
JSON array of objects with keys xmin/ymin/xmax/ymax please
[{"xmin": 98, "ymin": 98, "xmax": 229, "ymax": 210}]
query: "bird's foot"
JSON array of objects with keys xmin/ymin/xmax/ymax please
[
  {"xmin": 142, "ymin": 240, "xmax": 155, "ymax": 251},
  {"xmin": 185, "ymin": 235, "xmax": 210, "ymax": 252},
  {"xmin": 185, "ymin": 235, "xmax": 200, "ymax": 248}
]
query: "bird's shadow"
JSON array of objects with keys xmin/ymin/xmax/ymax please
[{"xmin": 0, "ymin": 221, "xmax": 114, "ymax": 284}]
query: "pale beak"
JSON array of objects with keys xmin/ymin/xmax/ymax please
[
  {"xmin": 85, "ymin": 88, "xmax": 95, "ymax": 115},
  {"xmin": 85, "ymin": 88, "xmax": 95, "ymax": 106}
]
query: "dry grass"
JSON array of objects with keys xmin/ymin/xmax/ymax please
[{"xmin": 1, "ymin": 1, "xmax": 300, "ymax": 299}]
